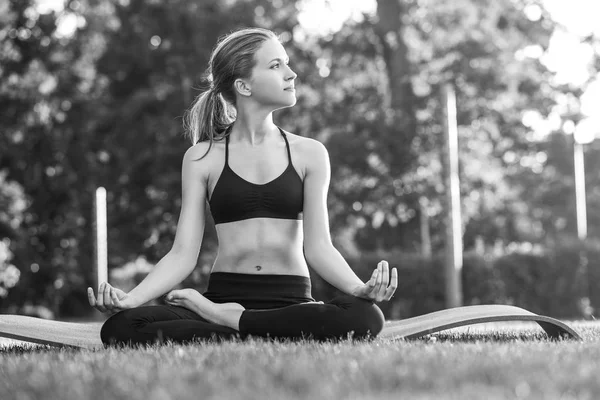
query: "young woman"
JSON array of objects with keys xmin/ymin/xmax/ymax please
[{"xmin": 88, "ymin": 27, "xmax": 398, "ymax": 346}]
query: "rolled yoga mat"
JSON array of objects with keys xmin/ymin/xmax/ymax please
[
  {"xmin": 0, "ymin": 315, "xmax": 104, "ymax": 349},
  {"xmin": 0, "ymin": 304, "xmax": 581, "ymax": 349},
  {"xmin": 379, "ymin": 304, "xmax": 582, "ymax": 340}
]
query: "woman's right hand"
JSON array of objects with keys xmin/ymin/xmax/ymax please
[{"xmin": 88, "ymin": 282, "xmax": 138, "ymax": 314}]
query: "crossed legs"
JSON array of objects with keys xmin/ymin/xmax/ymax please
[
  {"xmin": 100, "ymin": 294, "xmax": 384, "ymax": 347},
  {"xmin": 239, "ymin": 294, "xmax": 385, "ymax": 341}
]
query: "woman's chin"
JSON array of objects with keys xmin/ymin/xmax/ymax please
[
  {"xmin": 283, "ymin": 95, "xmax": 297, "ymax": 107},
  {"xmin": 272, "ymin": 100, "xmax": 297, "ymax": 110},
  {"xmin": 263, "ymin": 94, "xmax": 297, "ymax": 111}
]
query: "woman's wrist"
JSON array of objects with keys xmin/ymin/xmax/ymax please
[
  {"xmin": 127, "ymin": 293, "xmax": 144, "ymax": 308},
  {"xmin": 349, "ymin": 283, "xmax": 366, "ymax": 297}
]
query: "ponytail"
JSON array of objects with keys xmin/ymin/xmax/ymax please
[
  {"xmin": 182, "ymin": 27, "xmax": 279, "ymax": 159},
  {"xmin": 182, "ymin": 87, "xmax": 236, "ymax": 160}
]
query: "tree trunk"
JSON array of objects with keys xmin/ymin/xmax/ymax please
[{"xmin": 375, "ymin": 0, "xmax": 416, "ymax": 136}]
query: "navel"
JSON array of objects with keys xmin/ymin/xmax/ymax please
[{"xmin": 255, "ymin": 265, "xmax": 262, "ymax": 271}]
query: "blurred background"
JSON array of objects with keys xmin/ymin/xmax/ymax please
[{"xmin": 1, "ymin": 0, "xmax": 599, "ymax": 321}]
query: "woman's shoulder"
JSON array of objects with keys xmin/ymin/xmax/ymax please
[
  {"xmin": 184, "ymin": 139, "xmax": 224, "ymax": 161},
  {"xmin": 281, "ymin": 130, "xmax": 326, "ymax": 154}
]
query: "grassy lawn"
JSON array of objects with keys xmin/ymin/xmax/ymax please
[{"xmin": 1, "ymin": 321, "xmax": 599, "ymax": 400}]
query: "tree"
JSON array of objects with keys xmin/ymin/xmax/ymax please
[
  {"xmin": 302, "ymin": 0, "xmax": 571, "ymax": 254},
  {"xmin": 2, "ymin": 0, "xmax": 597, "ymax": 316},
  {"xmin": 0, "ymin": 0, "xmax": 101, "ymax": 316}
]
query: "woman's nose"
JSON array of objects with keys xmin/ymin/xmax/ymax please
[{"xmin": 286, "ymin": 66, "xmax": 297, "ymax": 80}]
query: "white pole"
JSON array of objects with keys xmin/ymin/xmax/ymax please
[
  {"xmin": 441, "ymin": 83, "xmax": 463, "ymax": 308},
  {"xmin": 95, "ymin": 187, "xmax": 108, "ymax": 287},
  {"xmin": 574, "ymin": 141, "xmax": 587, "ymax": 240},
  {"xmin": 419, "ymin": 196, "xmax": 432, "ymax": 258}
]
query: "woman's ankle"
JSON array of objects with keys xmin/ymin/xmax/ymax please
[{"xmin": 215, "ymin": 302, "xmax": 245, "ymax": 331}]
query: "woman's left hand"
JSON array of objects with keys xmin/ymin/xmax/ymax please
[
  {"xmin": 164, "ymin": 288, "xmax": 200, "ymax": 311},
  {"xmin": 351, "ymin": 260, "xmax": 397, "ymax": 302}
]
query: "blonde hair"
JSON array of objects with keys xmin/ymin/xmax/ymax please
[{"xmin": 182, "ymin": 27, "xmax": 279, "ymax": 159}]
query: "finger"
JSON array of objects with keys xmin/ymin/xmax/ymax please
[
  {"xmin": 369, "ymin": 269, "xmax": 378, "ymax": 287},
  {"xmin": 378, "ymin": 261, "xmax": 389, "ymax": 299},
  {"xmin": 97, "ymin": 282, "xmax": 105, "ymax": 308},
  {"xmin": 373, "ymin": 263, "xmax": 382, "ymax": 300},
  {"xmin": 361, "ymin": 269, "xmax": 378, "ymax": 299},
  {"xmin": 87, "ymin": 287, "xmax": 96, "ymax": 306},
  {"xmin": 104, "ymin": 283, "xmax": 112, "ymax": 308},
  {"xmin": 363, "ymin": 265, "xmax": 379, "ymax": 300},
  {"xmin": 97, "ymin": 283, "xmax": 111, "ymax": 313},
  {"xmin": 111, "ymin": 288, "xmax": 122, "ymax": 308},
  {"xmin": 384, "ymin": 268, "xmax": 398, "ymax": 301}
]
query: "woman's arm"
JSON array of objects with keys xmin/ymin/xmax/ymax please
[
  {"xmin": 126, "ymin": 144, "xmax": 210, "ymax": 306},
  {"xmin": 301, "ymin": 139, "xmax": 365, "ymax": 295}
]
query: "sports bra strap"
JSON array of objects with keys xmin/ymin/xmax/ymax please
[
  {"xmin": 278, "ymin": 127, "xmax": 292, "ymax": 163},
  {"xmin": 225, "ymin": 132, "xmax": 229, "ymax": 163}
]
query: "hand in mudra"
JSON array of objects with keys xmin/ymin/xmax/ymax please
[
  {"xmin": 351, "ymin": 260, "xmax": 397, "ymax": 302},
  {"xmin": 88, "ymin": 282, "xmax": 137, "ymax": 314}
]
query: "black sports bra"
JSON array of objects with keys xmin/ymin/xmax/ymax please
[{"xmin": 208, "ymin": 127, "xmax": 303, "ymax": 225}]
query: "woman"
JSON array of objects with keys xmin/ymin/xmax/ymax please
[{"xmin": 88, "ymin": 27, "xmax": 397, "ymax": 347}]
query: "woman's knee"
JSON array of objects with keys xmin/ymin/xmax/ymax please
[
  {"xmin": 100, "ymin": 311, "xmax": 135, "ymax": 346},
  {"xmin": 356, "ymin": 300, "xmax": 385, "ymax": 338},
  {"xmin": 330, "ymin": 295, "xmax": 385, "ymax": 338}
]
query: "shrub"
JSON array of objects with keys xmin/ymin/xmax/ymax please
[{"xmin": 309, "ymin": 238, "xmax": 600, "ymax": 319}]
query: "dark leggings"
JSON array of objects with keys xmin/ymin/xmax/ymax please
[{"xmin": 100, "ymin": 272, "xmax": 385, "ymax": 347}]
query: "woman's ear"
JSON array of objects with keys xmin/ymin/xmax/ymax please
[{"xmin": 234, "ymin": 78, "xmax": 252, "ymax": 97}]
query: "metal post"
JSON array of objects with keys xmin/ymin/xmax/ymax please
[
  {"xmin": 441, "ymin": 83, "xmax": 463, "ymax": 308},
  {"xmin": 573, "ymin": 117, "xmax": 597, "ymax": 318},
  {"xmin": 95, "ymin": 187, "xmax": 108, "ymax": 289},
  {"xmin": 419, "ymin": 196, "xmax": 432, "ymax": 259},
  {"xmin": 573, "ymin": 141, "xmax": 587, "ymax": 240}
]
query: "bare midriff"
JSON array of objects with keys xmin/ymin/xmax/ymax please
[{"xmin": 210, "ymin": 217, "xmax": 310, "ymax": 277}]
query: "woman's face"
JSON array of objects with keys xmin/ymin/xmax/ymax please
[{"xmin": 246, "ymin": 38, "xmax": 297, "ymax": 109}]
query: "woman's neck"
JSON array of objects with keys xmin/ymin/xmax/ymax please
[{"xmin": 230, "ymin": 110, "xmax": 278, "ymax": 147}]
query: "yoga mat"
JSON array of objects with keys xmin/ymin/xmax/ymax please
[
  {"xmin": 379, "ymin": 304, "xmax": 581, "ymax": 340},
  {"xmin": 0, "ymin": 315, "xmax": 104, "ymax": 349},
  {"xmin": 0, "ymin": 304, "xmax": 581, "ymax": 349}
]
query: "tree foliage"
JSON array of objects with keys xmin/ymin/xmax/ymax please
[{"xmin": 1, "ymin": 0, "xmax": 599, "ymax": 316}]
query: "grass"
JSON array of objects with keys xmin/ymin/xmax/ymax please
[{"xmin": 2, "ymin": 321, "xmax": 600, "ymax": 400}]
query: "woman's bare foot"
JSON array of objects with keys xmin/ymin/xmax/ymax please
[
  {"xmin": 186, "ymin": 291, "xmax": 245, "ymax": 331},
  {"xmin": 212, "ymin": 302, "xmax": 246, "ymax": 331}
]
